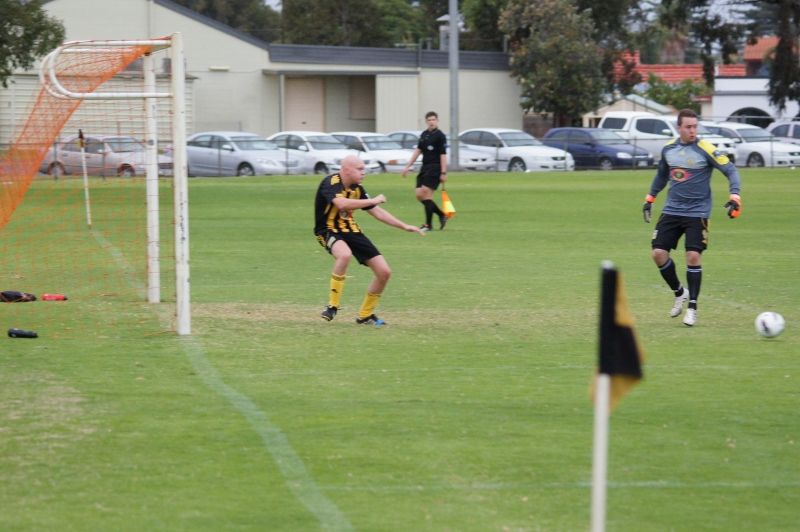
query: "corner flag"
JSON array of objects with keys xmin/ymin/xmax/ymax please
[
  {"xmin": 590, "ymin": 261, "xmax": 645, "ymax": 532},
  {"xmin": 592, "ymin": 262, "xmax": 645, "ymax": 411}
]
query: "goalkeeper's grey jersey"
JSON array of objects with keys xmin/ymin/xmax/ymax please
[{"xmin": 649, "ymin": 138, "xmax": 741, "ymax": 218}]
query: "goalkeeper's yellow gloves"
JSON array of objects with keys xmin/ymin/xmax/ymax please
[
  {"xmin": 724, "ymin": 194, "xmax": 742, "ymax": 218},
  {"xmin": 643, "ymin": 194, "xmax": 656, "ymax": 223}
]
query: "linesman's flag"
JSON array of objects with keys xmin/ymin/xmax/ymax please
[
  {"xmin": 441, "ymin": 188, "xmax": 456, "ymax": 218},
  {"xmin": 591, "ymin": 262, "xmax": 645, "ymax": 412}
]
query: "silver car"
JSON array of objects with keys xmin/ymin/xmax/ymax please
[
  {"xmin": 41, "ymin": 135, "xmax": 173, "ymax": 177},
  {"xmin": 186, "ymin": 131, "xmax": 301, "ymax": 176}
]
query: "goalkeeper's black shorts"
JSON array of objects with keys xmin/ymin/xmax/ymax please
[
  {"xmin": 316, "ymin": 230, "xmax": 381, "ymax": 265},
  {"xmin": 651, "ymin": 214, "xmax": 709, "ymax": 252}
]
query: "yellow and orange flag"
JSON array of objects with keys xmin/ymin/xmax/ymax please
[{"xmin": 441, "ymin": 188, "xmax": 456, "ymax": 218}]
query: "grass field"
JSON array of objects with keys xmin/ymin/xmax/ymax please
[{"xmin": 1, "ymin": 168, "xmax": 798, "ymax": 531}]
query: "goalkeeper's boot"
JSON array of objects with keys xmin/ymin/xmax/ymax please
[
  {"xmin": 356, "ymin": 314, "xmax": 385, "ymax": 327},
  {"xmin": 683, "ymin": 308, "xmax": 697, "ymax": 327},
  {"xmin": 439, "ymin": 214, "xmax": 448, "ymax": 230},
  {"xmin": 321, "ymin": 305, "xmax": 338, "ymax": 321},
  {"xmin": 670, "ymin": 289, "xmax": 689, "ymax": 318},
  {"xmin": 419, "ymin": 224, "xmax": 431, "ymax": 233}
]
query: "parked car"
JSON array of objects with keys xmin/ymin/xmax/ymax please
[
  {"xmin": 41, "ymin": 134, "xmax": 173, "ymax": 177},
  {"xmin": 701, "ymin": 121, "xmax": 800, "ymax": 167},
  {"xmin": 541, "ymin": 128, "xmax": 654, "ymax": 170},
  {"xmin": 186, "ymin": 131, "xmax": 301, "ymax": 176},
  {"xmin": 331, "ymin": 131, "xmax": 419, "ymax": 173},
  {"xmin": 765, "ymin": 120, "xmax": 800, "ymax": 145},
  {"xmin": 267, "ymin": 131, "xmax": 380, "ymax": 174},
  {"xmin": 386, "ymin": 130, "xmax": 496, "ymax": 171},
  {"xmin": 458, "ymin": 128, "xmax": 575, "ymax": 172},
  {"xmin": 598, "ymin": 111, "xmax": 736, "ymax": 162}
]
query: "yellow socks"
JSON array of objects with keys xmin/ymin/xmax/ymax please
[
  {"xmin": 358, "ymin": 292, "xmax": 381, "ymax": 319},
  {"xmin": 329, "ymin": 273, "xmax": 346, "ymax": 308}
]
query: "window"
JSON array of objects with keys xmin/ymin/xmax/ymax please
[
  {"xmin": 793, "ymin": 126, "xmax": 800, "ymax": 139},
  {"xmin": 772, "ymin": 124, "xmax": 789, "ymax": 137},
  {"xmin": 600, "ymin": 117, "xmax": 626, "ymax": 129},
  {"xmin": 460, "ymin": 131, "xmax": 482, "ymax": 145},
  {"xmin": 546, "ymin": 131, "xmax": 568, "ymax": 142},
  {"xmin": 188, "ymin": 135, "xmax": 213, "ymax": 148},
  {"xmin": 636, "ymin": 119, "xmax": 671, "ymax": 136}
]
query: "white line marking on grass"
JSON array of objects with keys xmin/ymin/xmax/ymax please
[
  {"xmin": 94, "ymin": 231, "xmax": 353, "ymax": 531},
  {"xmin": 320, "ymin": 480, "xmax": 800, "ymax": 492}
]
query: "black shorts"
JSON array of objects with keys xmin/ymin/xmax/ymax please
[
  {"xmin": 416, "ymin": 164, "xmax": 442, "ymax": 190},
  {"xmin": 651, "ymin": 214, "xmax": 709, "ymax": 252},
  {"xmin": 316, "ymin": 231, "xmax": 381, "ymax": 265}
]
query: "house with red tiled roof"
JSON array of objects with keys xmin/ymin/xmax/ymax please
[
  {"xmin": 744, "ymin": 35, "xmax": 778, "ymax": 76},
  {"xmin": 613, "ymin": 51, "xmax": 746, "ymax": 85}
]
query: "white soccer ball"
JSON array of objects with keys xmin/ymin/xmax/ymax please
[{"xmin": 755, "ymin": 312, "xmax": 785, "ymax": 338}]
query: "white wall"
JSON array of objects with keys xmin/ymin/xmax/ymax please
[{"xmin": 712, "ymin": 77, "xmax": 799, "ymax": 122}]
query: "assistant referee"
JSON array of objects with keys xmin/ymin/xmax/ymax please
[{"xmin": 401, "ymin": 111, "xmax": 448, "ymax": 231}]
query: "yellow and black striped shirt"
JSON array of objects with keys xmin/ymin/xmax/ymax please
[{"xmin": 314, "ymin": 173, "xmax": 375, "ymax": 234}]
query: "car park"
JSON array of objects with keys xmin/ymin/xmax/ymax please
[
  {"xmin": 385, "ymin": 130, "xmax": 496, "ymax": 171},
  {"xmin": 41, "ymin": 134, "xmax": 173, "ymax": 177},
  {"xmin": 701, "ymin": 121, "xmax": 800, "ymax": 167},
  {"xmin": 458, "ymin": 128, "xmax": 575, "ymax": 172},
  {"xmin": 186, "ymin": 131, "xmax": 301, "ymax": 176},
  {"xmin": 267, "ymin": 131, "xmax": 380, "ymax": 174},
  {"xmin": 765, "ymin": 121, "xmax": 800, "ymax": 145},
  {"xmin": 541, "ymin": 127, "xmax": 654, "ymax": 170},
  {"xmin": 331, "ymin": 131, "xmax": 419, "ymax": 173}
]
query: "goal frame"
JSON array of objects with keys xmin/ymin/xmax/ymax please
[{"xmin": 39, "ymin": 33, "xmax": 191, "ymax": 335}]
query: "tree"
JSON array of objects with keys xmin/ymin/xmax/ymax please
[
  {"xmin": 281, "ymin": 0, "xmax": 393, "ymax": 46},
  {"xmin": 171, "ymin": 0, "xmax": 281, "ymax": 42},
  {"xmin": 636, "ymin": 73, "xmax": 710, "ymax": 113},
  {"xmin": 461, "ymin": 0, "xmax": 508, "ymax": 51},
  {"xmin": 764, "ymin": 0, "xmax": 800, "ymax": 112},
  {"xmin": 0, "ymin": 0, "xmax": 65, "ymax": 88},
  {"xmin": 499, "ymin": 0, "xmax": 605, "ymax": 126}
]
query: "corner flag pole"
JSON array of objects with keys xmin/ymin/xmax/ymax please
[{"xmin": 591, "ymin": 372, "xmax": 611, "ymax": 532}]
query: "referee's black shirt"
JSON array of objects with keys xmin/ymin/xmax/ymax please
[{"xmin": 417, "ymin": 128, "xmax": 447, "ymax": 165}]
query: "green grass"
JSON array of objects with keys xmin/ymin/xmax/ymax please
[{"xmin": 1, "ymin": 168, "xmax": 798, "ymax": 531}]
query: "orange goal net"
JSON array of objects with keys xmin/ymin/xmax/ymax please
[{"xmin": 0, "ymin": 35, "xmax": 191, "ymax": 334}]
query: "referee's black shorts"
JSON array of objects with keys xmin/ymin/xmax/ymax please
[
  {"xmin": 416, "ymin": 164, "xmax": 442, "ymax": 190},
  {"xmin": 651, "ymin": 214, "xmax": 709, "ymax": 252},
  {"xmin": 316, "ymin": 230, "xmax": 381, "ymax": 265}
]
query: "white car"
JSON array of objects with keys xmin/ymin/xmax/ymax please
[
  {"xmin": 331, "ymin": 131, "xmax": 419, "ymax": 173},
  {"xmin": 458, "ymin": 128, "xmax": 575, "ymax": 172},
  {"xmin": 702, "ymin": 121, "xmax": 800, "ymax": 167},
  {"xmin": 765, "ymin": 120, "xmax": 800, "ymax": 145},
  {"xmin": 385, "ymin": 130, "xmax": 496, "ymax": 171},
  {"xmin": 41, "ymin": 134, "xmax": 173, "ymax": 177},
  {"xmin": 186, "ymin": 131, "xmax": 301, "ymax": 176},
  {"xmin": 267, "ymin": 131, "xmax": 380, "ymax": 174}
]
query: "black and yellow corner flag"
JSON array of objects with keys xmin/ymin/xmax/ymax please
[{"xmin": 591, "ymin": 263, "xmax": 645, "ymax": 412}]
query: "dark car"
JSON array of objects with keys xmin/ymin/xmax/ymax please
[{"xmin": 541, "ymin": 128, "xmax": 654, "ymax": 170}]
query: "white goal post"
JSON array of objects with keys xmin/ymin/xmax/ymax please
[{"xmin": 39, "ymin": 33, "xmax": 191, "ymax": 335}]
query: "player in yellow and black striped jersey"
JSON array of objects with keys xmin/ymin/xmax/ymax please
[{"xmin": 314, "ymin": 155, "xmax": 425, "ymax": 326}]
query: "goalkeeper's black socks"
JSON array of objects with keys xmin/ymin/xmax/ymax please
[
  {"xmin": 658, "ymin": 258, "xmax": 682, "ymax": 293},
  {"xmin": 687, "ymin": 265, "xmax": 702, "ymax": 309}
]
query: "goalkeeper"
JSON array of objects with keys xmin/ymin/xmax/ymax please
[{"xmin": 641, "ymin": 108, "xmax": 741, "ymax": 327}]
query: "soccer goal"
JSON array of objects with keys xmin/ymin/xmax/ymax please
[{"xmin": 0, "ymin": 33, "xmax": 190, "ymax": 334}]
